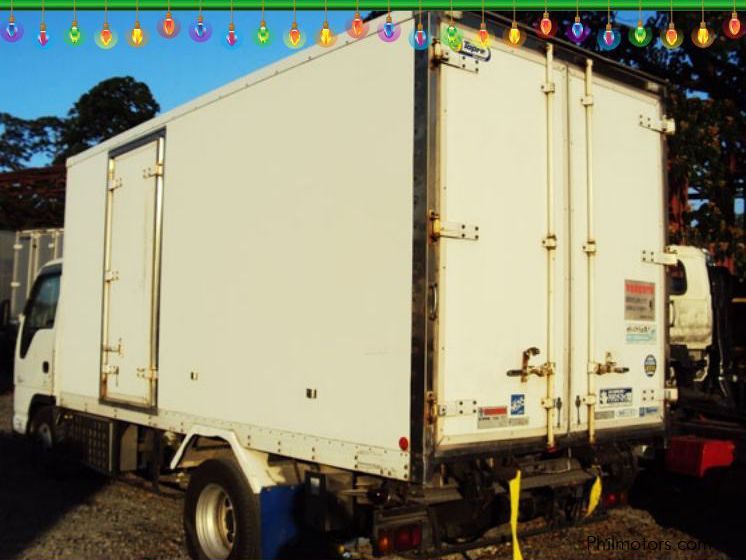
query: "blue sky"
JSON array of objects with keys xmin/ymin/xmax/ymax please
[
  {"xmin": 0, "ymin": 10, "xmax": 652, "ymax": 121},
  {"xmin": 0, "ymin": 9, "xmax": 361, "ymax": 120}
]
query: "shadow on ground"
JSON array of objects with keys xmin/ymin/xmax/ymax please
[
  {"xmin": 0, "ymin": 393, "xmax": 107, "ymax": 559},
  {"xmin": 630, "ymin": 465, "xmax": 746, "ymax": 560}
]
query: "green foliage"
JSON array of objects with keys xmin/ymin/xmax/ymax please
[
  {"xmin": 54, "ymin": 77, "xmax": 160, "ymax": 163},
  {"xmin": 0, "ymin": 76, "xmax": 159, "ymax": 171}
]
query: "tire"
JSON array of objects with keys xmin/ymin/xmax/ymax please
[
  {"xmin": 184, "ymin": 458, "xmax": 261, "ymax": 560},
  {"xmin": 29, "ymin": 405, "xmax": 56, "ymax": 452}
]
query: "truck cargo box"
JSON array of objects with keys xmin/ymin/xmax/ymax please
[{"xmin": 52, "ymin": 11, "xmax": 670, "ymax": 485}]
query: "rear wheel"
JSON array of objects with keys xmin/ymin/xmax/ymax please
[{"xmin": 184, "ymin": 458, "xmax": 261, "ymax": 560}]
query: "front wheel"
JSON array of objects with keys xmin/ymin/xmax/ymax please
[
  {"xmin": 184, "ymin": 458, "xmax": 261, "ymax": 560},
  {"xmin": 29, "ymin": 405, "xmax": 56, "ymax": 452}
]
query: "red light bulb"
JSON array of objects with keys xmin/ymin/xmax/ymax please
[
  {"xmin": 729, "ymin": 12, "xmax": 740, "ymax": 36},
  {"xmin": 38, "ymin": 22, "xmax": 49, "ymax": 45},
  {"xmin": 163, "ymin": 11, "xmax": 175, "ymax": 36},
  {"xmin": 351, "ymin": 11, "xmax": 364, "ymax": 37},
  {"xmin": 540, "ymin": 12, "xmax": 552, "ymax": 35}
]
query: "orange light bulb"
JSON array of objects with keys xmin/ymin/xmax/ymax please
[
  {"xmin": 665, "ymin": 23, "xmax": 678, "ymax": 45},
  {"xmin": 100, "ymin": 22, "xmax": 112, "ymax": 45},
  {"xmin": 477, "ymin": 22, "xmax": 490, "ymax": 47},
  {"xmin": 289, "ymin": 22, "xmax": 300, "ymax": 46}
]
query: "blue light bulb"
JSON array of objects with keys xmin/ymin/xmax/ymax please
[
  {"xmin": 383, "ymin": 20, "xmax": 394, "ymax": 38},
  {"xmin": 572, "ymin": 20, "xmax": 584, "ymax": 38},
  {"xmin": 6, "ymin": 20, "xmax": 17, "ymax": 37}
]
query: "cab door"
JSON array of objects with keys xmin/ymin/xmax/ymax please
[{"xmin": 14, "ymin": 265, "xmax": 62, "ymax": 395}]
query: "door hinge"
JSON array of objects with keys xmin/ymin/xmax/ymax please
[
  {"xmin": 102, "ymin": 364, "xmax": 119, "ymax": 377},
  {"xmin": 104, "ymin": 270, "xmax": 120, "ymax": 282},
  {"xmin": 136, "ymin": 367, "xmax": 157, "ymax": 380},
  {"xmin": 108, "ymin": 178, "xmax": 123, "ymax": 191},
  {"xmin": 143, "ymin": 163, "xmax": 164, "ymax": 179},
  {"xmin": 641, "ymin": 249, "xmax": 677, "ymax": 266},
  {"xmin": 429, "ymin": 211, "xmax": 480, "ymax": 241},
  {"xmin": 432, "ymin": 41, "xmax": 481, "ymax": 74},
  {"xmin": 639, "ymin": 114, "xmax": 675, "ymax": 135},
  {"xmin": 102, "ymin": 339, "xmax": 123, "ymax": 355},
  {"xmin": 437, "ymin": 399, "xmax": 478, "ymax": 417}
]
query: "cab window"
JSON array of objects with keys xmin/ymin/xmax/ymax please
[
  {"xmin": 669, "ymin": 260, "xmax": 687, "ymax": 296},
  {"xmin": 20, "ymin": 272, "xmax": 61, "ymax": 358}
]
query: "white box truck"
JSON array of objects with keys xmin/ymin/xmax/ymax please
[{"xmin": 13, "ymin": 11, "xmax": 677, "ymax": 559}]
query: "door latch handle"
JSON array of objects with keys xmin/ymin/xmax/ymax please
[
  {"xmin": 42, "ymin": 361, "xmax": 49, "ymax": 374},
  {"xmin": 593, "ymin": 352, "xmax": 629, "ymax": 375},
  {"xmin": 507, "ymin": 347, "xmax": 554, "ymax": 382}
]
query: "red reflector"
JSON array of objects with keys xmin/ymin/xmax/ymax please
[
  {"xmin": 399, "ymin": 437, "xmax": 409, "ymax": 451},
  {"xmin": 481, "ymin": 406, "xmax": 507, "ymax": 416},
  {"xmin": 666, "ymin": 436, "xmax": 735, "ymax": 478},
  {"xmin": 394, "ymin": 527, "xmax": 411, "ymax": 551},
  {"xmin": 603, "ymin": 492, "xmax": 618, "ymax": 508},
  {"xmin": 411, "ymin": 524, "xmax": 422, "ymax": 547}
]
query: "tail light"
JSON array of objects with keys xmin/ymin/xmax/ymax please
[{"xmin": 377, "ymin": 524, "xmax": 422, "ymax": 554}]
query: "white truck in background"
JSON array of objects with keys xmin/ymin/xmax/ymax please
[
  {"xmin": 0, "ymin": 229, "xmax": 63, "ymax": 391},
  {"xmin": 13, "ymin": 11, "xmax": 676, "ymax": 559},
  {"xmin": 668, "ymin": 245, "xmax": 746, "ymax": 425}
]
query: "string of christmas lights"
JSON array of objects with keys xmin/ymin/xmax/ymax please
[{"xmin": 2, "ymin": 6, "xmax": 745, "ymax": 48}]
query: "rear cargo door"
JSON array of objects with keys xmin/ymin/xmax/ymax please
[
  {"xmin": 434, "ymin": 35, "xmax": 569, "ymax": 448},
  {"xmin": 100, "ymin": 136, "xmax": 165, "ymax": 409},
  {"xmin": 567, "ymin": 69, "xmax": 667, "ymax": 435}
]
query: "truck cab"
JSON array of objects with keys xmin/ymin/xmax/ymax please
[
  {"xmin": 12, "ymin": 260, "xmax": 61, "ymax": 436},
  {"xmin": 668, "ymin": 246, "xmax": 713, "ymax": 384}
]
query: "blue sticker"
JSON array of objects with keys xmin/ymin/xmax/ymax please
[{"xmin": 510, "ymin": 394, "xmax": 525, "ymax": 416}]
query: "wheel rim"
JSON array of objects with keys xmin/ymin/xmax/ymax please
[
  {"xmin": 37, "ymin": 422, "xmax": 53, "ymax": 451},
  {"xmin": 195, "ymin": 483, "xmax": 236, "ymax": 560}
]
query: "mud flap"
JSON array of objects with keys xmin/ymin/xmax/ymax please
[
  {"xmin": 260, "ymin": 485, "xmax": 302, "ymax": 559},
  {"xmin": 509, "ymin": 470, "xmax": 523, "ymax": 560}
]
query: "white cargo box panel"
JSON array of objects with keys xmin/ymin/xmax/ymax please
[
  {"xmin": 55, "ymin": 11, "xmax": 669, "ymax": 484},
  {"xmin": 57, "ymin": 13, "xmax": 417, "ymax": 480},
  {"xmin": 432, "ymin": 16, "xmax": 668, "ymax": 456}
]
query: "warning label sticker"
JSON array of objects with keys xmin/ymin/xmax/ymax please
[
  {"xmin": 626, "ymin": 323, "xmax": 657, "ymax": 344},
  {"xmin": 478, "ymin": 406, "xmax": 508, "ymax": 429},
  {"xmin": 625, "ymin": 280, "xmax": 656, "ymax": 322},
  {"xmin": 599, "ymin": 387, "xmax": 633, "ymax": 408}
]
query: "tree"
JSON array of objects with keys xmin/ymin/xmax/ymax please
[
  {"xmin": 54, "ymin": 76, "xmax": 160, "ymax": 163},
  {"xmin": 0, "ymin": 113, "xmax": 61, "ymax": 172}
]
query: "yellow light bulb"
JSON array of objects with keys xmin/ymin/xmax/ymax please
[
  {"xmin": 696, "ymin": 22, "xmax": 709, "ymax": 45},
  {"xmin": 131, "ymin": 21, "xmax": 143, "ymax": 45},
  {"xmin": 508, "ymin": 23, "xmax": 520, "ymax": 45}
]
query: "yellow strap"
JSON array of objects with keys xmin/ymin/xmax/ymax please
[
  {"xmin": 585, "ymin": 475, "xmax": 602, "ymax": 518},
  {"xmin": 509, "ymin": 469, "xmax": 524, "ymax": 560}
]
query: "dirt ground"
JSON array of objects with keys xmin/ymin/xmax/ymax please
[{"xmin": 0, "ymin": 391, "xmax": 742, "ymax": 560}]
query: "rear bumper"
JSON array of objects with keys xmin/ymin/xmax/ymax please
[{"xmin": 432, "ymin": 424, "xmax": 665, "ymax": 464}]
